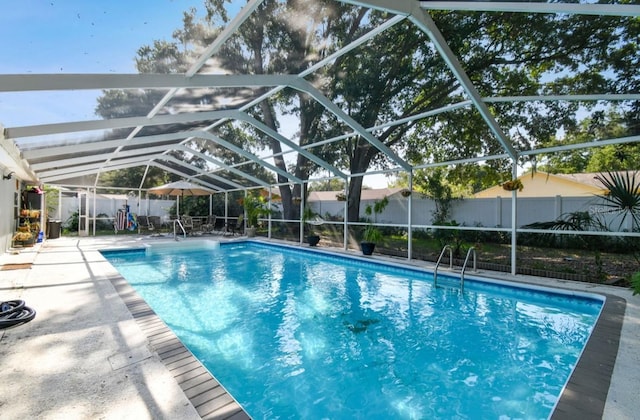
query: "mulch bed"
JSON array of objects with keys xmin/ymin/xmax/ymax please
[{"xmin": 0, "ymin": 263, "xmax": 32, "ymax": 271}]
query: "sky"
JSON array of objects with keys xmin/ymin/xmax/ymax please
[
  {"xmin": 0, "ymin": 0, "xmax": 390, "ymax": 188},
  {"xmin": 0, "ymin": 0, "xmax": 204, "ymax": 126}
]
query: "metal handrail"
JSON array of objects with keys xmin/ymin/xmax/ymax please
[
  {"xmin": 434, "ymin": 245, "xmax": 477, "ymax": 291},
  {"xmin": 173, "ymin": 219, "xmax": 186, "ymax": 240},
  {"xmin": 434, "ymin": 245, "xmax": 453, "ymax": 287},
  {"xmin": 460, "ymin": 247, "xmax": 477, "ymax": 291}
]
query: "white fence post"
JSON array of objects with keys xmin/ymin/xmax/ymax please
[{"xmin": 555, "ymin": 195, "xmax": 562, "ymax": 219}]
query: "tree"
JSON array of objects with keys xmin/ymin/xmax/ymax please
[
  {"xmin": 94, "ymin": 2, "xmax": 638, "ymax": 225},
  {"xmin": 308, "ymin": 178, "xmax": 346, "ymax": 192},
  {"xmin": 537, "ymin": 108, "xmax": 640, "ymax": 174}
]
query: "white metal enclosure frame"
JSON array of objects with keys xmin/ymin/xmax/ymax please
[{"xmin": 0, "ymin": 0, "xmax": 638, "ymax": 273}]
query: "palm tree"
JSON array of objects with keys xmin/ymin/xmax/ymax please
[{"xmin": 594, "ymin": 171, "xmax": 640, "ymax": 231}]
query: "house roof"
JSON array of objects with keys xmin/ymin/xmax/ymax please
[
  {"xmin": 473, "ymin": 170, "xmax": 640, "ymax": 198},
  {"xmin": 308, "ymin": 187, "xmax": 407, "ymax": 202},
  {"xmin": 553, "ymin": 172, "xmax": 639, "ymax": 189}
]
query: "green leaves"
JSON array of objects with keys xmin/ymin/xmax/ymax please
[{"xmin": 594, "ymin": 171, "xmax": 640, "ymax": 230}]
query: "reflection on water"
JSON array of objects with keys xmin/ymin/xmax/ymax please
[{"xmin": 104, "ymin": 243, "xmax": 601, "ymax": 419}]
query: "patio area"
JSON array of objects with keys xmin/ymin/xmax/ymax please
[
  {"xmin": 0, "ymin": 235, "xmax": 638, "ymax": 419},
  {"xmin": 0, "ymin": 236, "xmax": 248, "ymax": 419}
]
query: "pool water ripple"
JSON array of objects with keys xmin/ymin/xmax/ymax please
[{"xmin": 103, "ymin": 242, "xmax": 601, "ymax": 419}]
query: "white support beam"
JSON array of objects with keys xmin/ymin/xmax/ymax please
[
  {"xmin": 291, "ymin": 78, "xmax": 412, "ymax": 171},
  {"xmin": 231, "ymin": 112, "xmax": 347, "ymax": 179},
  {"xmin": 175, "ymin": 145, "xmax": 271, "ymax": 188},
  {"xmin": 342, "ymin": 0, "xmax": 516, "ymax": 159},
  {"xmin": 162, "ymin": 155, "xmax": 239, "ymax": 190},
  {"xmin": 22, "ymin": 131, "xmax": 188, "ymax": 159},
  {"xmin": 7, "ymin": 110, "xmax": 240, "ymax": 139},
  {"xmin": 39, "ymin": 155, "xmax": 157, "ymax": 179},
  {"xmin": 40, "ymin": 160, "xmax": 153, "ymax": 182},
  {"xmin": 194, "ymin": 131, "xmax": 304, "ymax": 184},
  {"xmin": 485, "ymin": 93, "xmax": 640, "ymax": 104},
  {"xmin": 0, "ymin": 125, "xmax": 37, "ymax": 181},
  {"xmin": 418, "ymin": 2, "xmax": 640, "ymax": 17},
  {"xmin": 29, "ymin": 144, "xmax": 170, "ymax": 171},
  {"xmin": 407, "ymin": 10, "xmax": 517, "ymax": 159},
  {"xmin": 0, "ymin": 73, "xmax": 300, "ymax": 93},
  {"xmin": 519, "ymin": 134, "xmax": 640, "ymax": 156},
  {"xmin": 412, "ymin": 153, "xmax": 510, "ymax": 171},
  {"xmin": 160, "ymin": 156, "xmax": 227, "ymax": 191},
  {"xmin": 347, "ymin": 0, "xmax": 640, "ymax": 17}
]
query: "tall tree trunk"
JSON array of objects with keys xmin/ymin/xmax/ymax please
[
  {"xmin": 347, "ymin": 140, "xmax": 377, "ymax": 222},
  {"xmin": 259, "ymin": 100, "xmax": 295, "ymax": 220}
]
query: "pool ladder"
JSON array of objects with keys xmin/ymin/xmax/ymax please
[
  {"xmin": 173, "ymin": 219, "xmax": 187, "ymax": 240},
  {"xmin": 434, "ymin": 245, "xmax": 477, "ymax": 291}
]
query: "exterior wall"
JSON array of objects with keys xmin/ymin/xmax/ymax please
[
  {"xmin": 0, "ymin": 175, "xmax": 19, "ymax": 250},
  {"xmin": 474, "ymin": 172, "xmax": 602, "ymax": 198},
  {"xmin": 311, "ymin": 194, "xmax": 633, "ymax": 232}
]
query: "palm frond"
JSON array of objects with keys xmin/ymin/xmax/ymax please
[{"xmin": 594, "ymin": 171, "xmax": 640, "ymax": 230}]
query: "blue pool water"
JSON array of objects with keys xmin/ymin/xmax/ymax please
[{"xmin": 102, "ymin": 241, "xmax": 602, "ymax": 419}]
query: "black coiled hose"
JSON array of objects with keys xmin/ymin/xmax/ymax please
[{"xmin": 0, "ymin": 300, "xmax": 36, "ymax": 329}]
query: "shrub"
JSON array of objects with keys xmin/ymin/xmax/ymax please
[{"xmin": 631, "ymin": 272, "xmax": 640, "ymax": 295}]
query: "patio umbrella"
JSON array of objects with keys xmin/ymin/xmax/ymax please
[{"xmin": 148, "ymin": 180, "xmax": 214, "ymax": 216}]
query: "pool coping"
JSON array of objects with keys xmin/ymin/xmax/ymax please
[
  {"xmin": 102, "ymin": 238, "xmax": 627, "ymax": 419},
  {"xmin": 107, "ymin": 271, "xmax": 251, "ymax": 420},
  {"xmin": 552, "ymin": 293, "xmax": 625, "ymax": 419}
]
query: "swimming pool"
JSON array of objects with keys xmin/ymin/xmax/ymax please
[{"xmin": 102, "ymin": 241, "xmax": 602, "ymax": 419}]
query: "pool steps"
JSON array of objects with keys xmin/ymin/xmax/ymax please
[
  {"xmin": 144, "ymin": 240, "xmax": 220, "ymax": 255},
  {"xmin": 434, "ymin": 245, "xmax": 477, "ymax": 291},
  {"xmin": 173, "ymin": 219, "xmax": 187, "ymax": 239}
]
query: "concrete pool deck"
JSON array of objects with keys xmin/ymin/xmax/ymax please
[{"xmin": 0, "ymin": 236, "xmax": 638, "ymax": 419}]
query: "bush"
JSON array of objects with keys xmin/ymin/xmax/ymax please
[
  {"xmin": 64, "ymin": 211, "xmax": 79, "ymax": 231},
  {"xmin": 631, "ymin": 272, "xmax": 640, "ymax": 295},
  {"xmin": 95, "ymin": 213, "xmax": 113, "ymax": 231},
  {"xmin": 433, "ymin": 220, "xmax": 464, "ymax": 256}
]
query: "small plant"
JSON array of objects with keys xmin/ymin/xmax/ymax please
[
  {"xmin": 360, "ymin": 196, "xmax": 389, "ymax": 255},
  {"xmin": 362, "ymin": 196, "xmax": 389, "ymax": 242},
  {"xmin": 12, "ymin": 231, "xmax": 33, "ymax": 241},
  {"xmin": 631, "ymin": 272, "xmax": 640, "ymax": 295},
  {"xmin": 303, "ymin": 206, "xmax": 322, "ymax": 246},
  {"xmin": 502, "ymin": 179, "xmax": 524, "ymax": 192},
  {"xmin": 362, "ymin": 224, "xmax": 383, "ymax": 243},
  {"xmin": 240, "ymin": 190, "xmax": 272, "ymax": 228},
  {"xmin": 336, "ymin": 192, "xmax": 347, "ymax": 201}
]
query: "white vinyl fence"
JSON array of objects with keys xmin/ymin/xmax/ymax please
[
  {"xmin": 311, "ymin": 194, "xmax": 635, "ymax": 232},
  {"xmin": 55, "ymin": 191, "xmax": 634, "ymax": 233},
  {"xmin": 57, "ymin": 195, "xmax": 176, "ymax": 227}
]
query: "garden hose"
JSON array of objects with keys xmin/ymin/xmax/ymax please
[{"xmin": 0, "ymin": 300, "xmax": 36, "ymax": 329}]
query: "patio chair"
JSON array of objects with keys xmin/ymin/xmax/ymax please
[
  {"xmin": 228, "ymin": 214, "xmax": 244, "ymax": 236},
  {"xmin": 213, "ymin": 217, "xmax": 227, "ymax": 234},
  {"xmin": 201, "ymin": 215, "xmax": 217, "ymax": 234},
  {"xmin": 180, "ymin": 215, "xmax": 194, "ymax": 235},
  {"xmin": 137, "ymin": 215, "xmax": 155, "ymax": 234},
  {"xmin": 148, "ymin": 216, "xmax": 162, "ymax": 232}
]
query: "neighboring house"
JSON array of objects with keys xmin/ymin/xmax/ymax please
[
  {"xmin": 308, "ymin": 187, "xmax": 414, "ymax": 221},
  {"xmin": 298, "ymin": 178, "xmax": 637, "ymax": 230},
  {"xmin": 473, "ymin": 171, "xmax": 615, "ymax": 198},
  {"xmin": 307, "ymin": 187, "xmax": 410, "ymax": 203}
]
